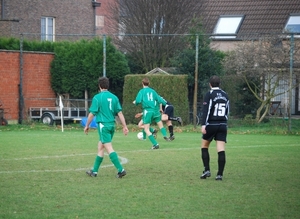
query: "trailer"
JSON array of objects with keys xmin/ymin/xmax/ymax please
[{"xmin": 29, "ymin": 107, "xmax": 88, "ymax": 125}]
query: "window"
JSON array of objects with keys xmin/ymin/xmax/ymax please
[
  {"xmin": 41, "ymin": 17, "xmax": 55, "ymax": 41},
  {"xmin": 212, "ymin": 15, "xmax": 244, "ymax": 39},
  {"xmin": 96, "ymin": 15, "xmax": 104, "ymax": 27},
  {"xmin": 284, "ymin": 14, "xmax": 300, "ymax": 33},
  {"xmin": 151, "ymin": 17, "xmax": 165, "ymax": 35},
  {"xmin": 118, "ymin": 21, "xmax": 126, "ymax": 40}
]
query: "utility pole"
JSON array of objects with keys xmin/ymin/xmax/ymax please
[
  {"xmin": 288, "ymin": 33, "xmax": 294, "ymax": 133},
  {"xmin": 193, "ymin": 35, "xmax": 199, "ymax": 128}
]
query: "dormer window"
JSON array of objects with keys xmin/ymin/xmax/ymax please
[
  {"xmin": 284, "ymin": 14, "xmax": 300, "ymax": 33},
  {"xmin": 212, "ymin": 15, "xmax": 244, "ymax": 39}
]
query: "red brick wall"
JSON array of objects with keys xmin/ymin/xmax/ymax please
[{"xmin": 0, "ymin": 50, "xmax": 55, "ymax": 123}]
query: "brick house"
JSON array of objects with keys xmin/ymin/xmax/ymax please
[
  {"xmin": 1, "ymin": 0, "xmax": 300, "ymax": 124},
  {"xmin": 0, "ymin": 0, "xmax": 101, "ymax": 40},
  {"xmin": 0, "ymin": 0, "xmax": 102, "ymax": 124},
  {"xmin": 200, "ymin": 0, "xmax": 300, "ymax": 115}
]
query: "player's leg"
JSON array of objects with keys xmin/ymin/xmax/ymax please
[
  {"xmin": 165, "ymin": 120, "xmax": 175, "ymax": 140},
  {"xmin": 166, "ymin": 105, "xmax": 182, "ymax": 125},
  {"xmin": 164, "ymin": 107, "xmax": 175, "ymax": 140},
  {"xmin": 215, "ymin": 125, "xmax": 227, "ymax": 181},
  {"xmin": 103, "ymin": 125, "xmax": 126, "ymax": 178},
  {"xmin": 143, "ymin": 111, "xmax": 160, "ymax": 148},
  {"xmin": 154, "ymin": 112, "xmax": 169, "ymax": 141},
  {"xmin": 200, "ymin": 139, "xmax": 211, "ymax": 179},
  {"xmin": 161, "ymin": 114, "xmax": 168, "ymax": 121},
  {"xmin": 138, "ymin": 119, "xmax": 156, "ymax": 139},
  {"xmin": 200, "ymin": 125, "xmax": 216, "ymax": 179},
  {"xmin": 144, "ymin": 123, "xmax": 159, "ymax": 149},
  {"xmin": 215, "ymin": 141, "xmax": 226, "ymax": 180},
  {"xmin": 104, "ymin": 142, "xmax": 126, "ymax": 178},
  {"xmin": 86, "ymin": 141, "xmax": 104, "ymax": 177},
  {"xmin": 138, "ymin": 119, "xmax": 146, "ymax": 140},
  {"xmin": 156, "ymin": 120, "xmax": 169, "ymax": 141},
  {"xmin": 86, "ymin": 125, "xmax": 105, "ymax": 177}
]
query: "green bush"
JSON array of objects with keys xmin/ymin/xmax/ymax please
[{"xmin": 122, "ymin": 74, "xmax": 189, "ymax": 124}]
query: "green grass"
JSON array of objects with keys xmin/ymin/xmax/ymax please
[{"xmin": 0, "ymin": 123, "xmax": 300, "ymax": 219}]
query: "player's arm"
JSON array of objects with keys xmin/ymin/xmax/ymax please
[
  {"xmin": 84, "ymin": 112, "xmax": 95, "ymax": 134},
  {"xmin": 135, "ymin": 112, "xmax": 143, "ymax": 118},
  {"xmin": 201, "ymin": 93, "xmax": 210, "ymax": 134},
  {"xmin": 117, "ymin": 111, "xmax": 129, "ymax": 136},
  {"xmin": 159, "ymin": 104, "xmax": 163, "ymax": 113},
  {"xmin": 85, "ymin": 97, "xmax": 97, "ymax": 134},
  {"xmin": 133, "ymin": 91, "xmax": 142, "ymax": 105}
]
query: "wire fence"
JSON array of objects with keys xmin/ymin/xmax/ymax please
[{"xmin": 15, "ymin": 32, "xmax": 300, "ymax": 128}]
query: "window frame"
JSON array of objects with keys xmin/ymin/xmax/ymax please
[
  {"xmin": 41, "ymin": 17, "xmax": 55, "ymax": 41},
  {"xmin": 212, "ymin": 15, "xmax": 245, "ymax": 39},
  {"xmin": 284, "ymin": 14, "xmax": 300, "ymax": 34}
]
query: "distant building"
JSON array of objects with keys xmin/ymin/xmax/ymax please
[
  {"xmin": 0, "ymin": 0, "xmax": 101, "ymax": 41},
  {"xmin": 200, "ymin": 0, "xmax": 300, "ymax": 115}
]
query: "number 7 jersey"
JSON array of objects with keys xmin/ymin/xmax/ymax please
[{"xmin": 201, "ymin": 87, "xmax": 229, "ymax": 126}]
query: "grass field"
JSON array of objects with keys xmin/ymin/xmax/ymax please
[{"xmin": 0, "ymin": 124, "xmax": 299, "ymax": 219}]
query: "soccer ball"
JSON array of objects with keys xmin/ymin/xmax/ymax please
[{"xmin": 137, "ymin": 132, "xmax": 144, "ymax": 140}]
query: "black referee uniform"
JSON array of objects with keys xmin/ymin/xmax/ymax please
[{"xmin": 201, "ymin": 87, "xmax": 229, "ymax": 142}]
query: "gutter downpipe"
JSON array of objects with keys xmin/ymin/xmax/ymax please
[{"xmin": 19, "ymin": 34, "xmax": 24, "ymax": 124}]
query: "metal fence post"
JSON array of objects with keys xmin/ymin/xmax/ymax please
[
  {"xmin": 103, "ymin": 34, "xmax": 106, "ymax": 77},
  {"xmin": 288, "ymin": 33, "xmax": 294, "ymax": 132}
]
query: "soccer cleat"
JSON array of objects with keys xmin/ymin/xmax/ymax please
[
  {"xmin": 164, "ymin": 136, "xmax": 171, "ymax": 141},
  {"xmin": 200, "ymin": 170, "xmax": 211, "ymax": 179},
  {"xmin": 152, "ymin": 129, "xmax": 158, "ymax": 139},
  {"xmin": 86, "ymin": 169, "xmax": 97, "ymax": 177},
  {"xmin": 169, "ymin": 134, "xmax": 175, "ymax": 141},
  {"xmin": 151, "ymin": 144, "xmax": 159, "ymax": 150},
  {"xmin": 116, "ymin": 169, "xmax": 127, "ymax": 178},
  {"xmin": 215, "ymin": 175, "xmax": 223, "ymax": 181},
  {"xmin": 177, "ymin": 117, "xmax": 183, "ymax": 126}
]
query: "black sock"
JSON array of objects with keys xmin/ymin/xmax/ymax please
[
  {"xmin": 168, "ymin": 116, "xmax": 178, "ymax": 121},
  {"xmin": 217, "ymin": 151, "xmax": 226, "ymax": 176},
  {"xmin": 201, "ymin": 148, "xmax": 210, "ymax": 171},
  {"xmin": 168, "ymin": 125, "xmax": 173, "ymax": 136}
]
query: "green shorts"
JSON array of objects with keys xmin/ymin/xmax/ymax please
[
  {"xmin": 142, "ymin": 109, "xmax": 161, "ymax": 124},
  {"xmin": 97, "ymin": 122, "xmax": 115, "ymax": 144}
]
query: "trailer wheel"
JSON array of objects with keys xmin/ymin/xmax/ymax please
[
  {"xmin": 1, "ymin": 118, "xmax": 8, "ymax": 126},
  {"xmin": 41, "ymin": 113, "xmax": 54, "ymax": 125}
]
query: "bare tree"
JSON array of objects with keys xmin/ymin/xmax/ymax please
[
  {"xmin": 107, "ymin": 0, "xmax": 204, "ymax": 72},
  {"xmin": 224, "ymin": 35, "xmax": 300, "ymax": 123}
]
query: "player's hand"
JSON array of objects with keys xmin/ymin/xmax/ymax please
[
  {"xmin": 135, "ymin": 113, "xmax": 142, "ymax": 118},
  {"xmin": 123, "ymin": 126, "xmax": 129, "ymax": 136},
  {"xmin": 84, "ymin": 126, "xmax": 89, "ymax": 135},
  {"xmin": 201, "ymin": 125, "xmax": 206, "ymax": 134}
]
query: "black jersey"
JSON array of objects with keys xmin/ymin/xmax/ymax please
[
  {"xmin": 201, "ymin": 87, "xmax": 229, "ymax": 126},
  {"xmin": 160, "ymin": 97, "xmax": 172, "ymax": 111}
]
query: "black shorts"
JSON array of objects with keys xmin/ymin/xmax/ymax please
[
  {"xmin": 202, "ymin": 124, "xmax": 227, "ymax": 142},
  {"xmin": 164, "ymin": 105, "xmax": 174, "ymax": 117}
]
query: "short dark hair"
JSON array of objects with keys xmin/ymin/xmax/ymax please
[
  {"xmin": 98, "ymin": 77, "xmax": 109, "ymax": 89},
  {"xmin": 209, "ymin": 75, "xmax": 220, "ymax": 87},
  {"xmin": 142, "ymin": 77, "xmax": 150, "ymax": 86}
]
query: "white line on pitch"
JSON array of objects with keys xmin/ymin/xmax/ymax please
[
  {"xmin": 0, "ymin": 156, "xmax": 128, "ymax": 174},
  {"xmin": 0, "ymin": 144, "xmax": 298, "ymax": 161},
  {"xmin": 0, "ymin": 144, "xmax": 298, "ymax": 174}
]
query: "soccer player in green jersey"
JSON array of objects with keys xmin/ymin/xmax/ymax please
[
  {"xmin": 133, "ymin": 77, "xmax": 170, "ymax": 149},
  {"xmin": 135, "ymin": 112, "xmax": 158, "ymax": 140},
  {"xmin": 85, "ymin": 77, "xmax": 129, "ymax": 178}
]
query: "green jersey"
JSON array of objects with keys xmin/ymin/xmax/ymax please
[
  {"xmin": 135, "ymin": 87, "xmax": 166, "ymax": 111},
  {"xmin": 89, "ymin": 90, "xmax": 122, "ymax": 123}
]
